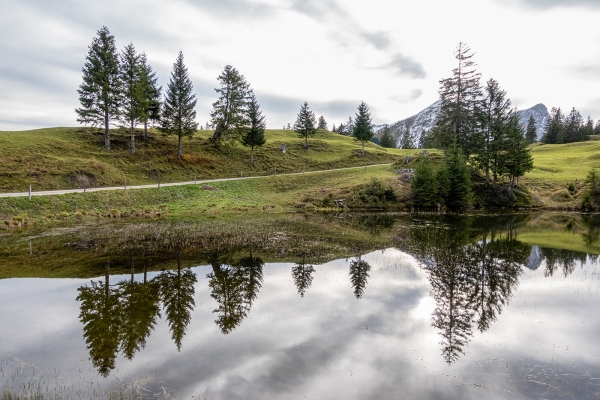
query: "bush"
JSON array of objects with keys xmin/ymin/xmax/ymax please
[{"xmin": 357, "ymin": 179, "xmax": 397, "ymax": 205}]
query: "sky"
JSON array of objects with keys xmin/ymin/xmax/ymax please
[{"xmin": 1, "ymin": 0, "xmax": 599, "ymax": 131}]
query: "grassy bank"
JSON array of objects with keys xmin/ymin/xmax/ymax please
[{"xmin": 0, "ymin": 127, "xmax": 414, "ymax": 192}]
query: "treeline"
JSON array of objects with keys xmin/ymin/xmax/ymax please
[
  {"xmin": 412, "ymin": 43, "xmax": 534, "ymax": 210},
  {"xmin": 541, "ymin": 107, "xmax": 599, "ymax": 144}
]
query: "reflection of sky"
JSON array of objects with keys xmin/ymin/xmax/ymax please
[{"xmin": 1, "ymin": 250, "xmax": 599, "ymax": 399}]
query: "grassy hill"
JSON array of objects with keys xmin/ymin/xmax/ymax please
[{"xmin": 0, "ymin": 127, "xmax": 414, "ymax": 192}]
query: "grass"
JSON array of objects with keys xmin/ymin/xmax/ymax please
[
  {"xmin": 526, "ymin": 141, "xmax": 600, "ymax": 183},
  {"xmin": 0, "ymin": 127, "xmax": 417, "ymax": 192}
]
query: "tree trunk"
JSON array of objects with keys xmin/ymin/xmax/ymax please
[
  {"xmin": 304, "ymin": 135, "xmax": 308, "ymax": 150},
  {"xmin": 144, "ymin": 121, "xmax": 148, "ymax": 141},
  {"xmin": 362, "ymin": 140, "xmax": 365, "ymax": 156},
  {"xmin": 250, "ymin": 146, "xmax": 254, "ymax": 166},
  {"xmin": 104, "ymin": 111, "xmax": 110, "ymax": 151},
  {"xmin": 178, "ymin": 134, "xmax": 183, "ymax": 157},
  {"xmin": 130, "ymin": 120, "xmax": 135, "ymax": 155}
]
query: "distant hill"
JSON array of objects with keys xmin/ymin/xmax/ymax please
[{"xmin": 375, "ymin": 102, "xmax": 550, "ymax": 147}]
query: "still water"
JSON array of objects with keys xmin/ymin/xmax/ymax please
[{"xmin": 1, "ymin": 213, "xmax": 600, "ymax": 399}]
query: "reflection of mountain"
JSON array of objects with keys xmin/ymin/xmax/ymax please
[
  {"xmin": 349, "ymin": 256, "xmax": 371, "ymax": 299},
  {"xmin": 77, "ymin": 254, "xmax": 197, "ymax": 376},
  {"xmin": 292, "ymin": 254, "xmax": 315, "ymax": 297},
  {"xmin": 526, "ymin": 246, "xmax": 543, "ymax": 271},
  {"xmin": 207, "ymin": 252, "xmax": 264, "ymax": 334}
]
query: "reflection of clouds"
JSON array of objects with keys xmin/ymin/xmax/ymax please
[{"xmin": 2, "ymin": 251, "xmax": 600, "ymax": 399}]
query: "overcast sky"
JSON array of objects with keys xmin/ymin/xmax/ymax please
[{"xmin": 1, "ymin": 0, "xmax": 599, "ymax": 131}]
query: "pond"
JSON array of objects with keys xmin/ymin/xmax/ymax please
[{"xmin": 1, "ymin": 213, "xmax": 600, "ymax": 399}]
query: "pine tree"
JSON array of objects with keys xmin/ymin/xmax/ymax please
[
  {"xmin": 332, "ymin": 123, "xmax": 337, "ymax": 133},
  {"xmin": 76, "ymin": 26, "xmax": 121, "ymax": 151},
  {"xmin": 582, "ymin": 116, "xmax": 594, "ymax": 141},
  {"xmin": 337, "ymin": 123, "xmax": 345, "ymax": 135},
  {"xmin": 595, "ymin": 120, "xmax": 600, "ymax": 136},
  {"xmin": 399, "ymin": 123, "xmax": 414, "ymax": 149},
  {"xmin": 138, "ymin": 53, "xmax": 161, "ymax": 141},
  {"xmin": 293, "ymin": 101, "xmax": 317, "ymax": 149},
  {"xmin": 525, "ymin": 115, "xmax": 537, "ymax": 144},
  {"xmin": 443, "ymin": 145, "xmax": 472, "ymax": 210},
  {"xmin": 475, "ymin": 79, "xmax": 512, "ymax": 185},
  {"xmin": 118, "ymin": 43, "xmax": 142, "ymax": 155},
  {"xmin": 542, "ymin": 107, "xmax": 564, "ymax": 144},
  {"xmin": 379, "ymin": 125, "xmax": 395, "ymax": 148},
  {"xmin": 500, "ymin": 114, "xmax": 533, "ymax": 187},
  {"xmin": 317, "ymin": 115, "xmax": 328, "ymax": 130},
  {"xmin": 411, "ymin": 157, "xmax": 438, "ymax": 208},
  {"xmin": 431, "ymin": 42, "xmax": 482, "ymax": 155},
  {"xmin": 352, "ymin": 102, "xmax": 374, "ymax": 156},
  {"xmin": 159, "ymin": 51, "xmax": 198, "ymax": 157},
  {"xmin": 241, "ymin": 93, "xmax": 266, "ymax": 165},
  {"xmin": 210, "ymin": 65, "xmax": 250, "ymax": 146},
  {"xmin": 563, "ymin": 107, "xmax": 583, "ymax": 143}
]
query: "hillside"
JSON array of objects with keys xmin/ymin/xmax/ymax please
[{"xmin": 0, "ymin": 128, "xmax": 412, "ymax": 192}]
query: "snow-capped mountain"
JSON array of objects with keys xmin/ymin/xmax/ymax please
[
  {"xmin": 516, "ymin": 104, "xmax": 549, "ymax": 141},
  {"xmin": 377, "ymin": 101, "xmax": 549, "ymax": 148}
]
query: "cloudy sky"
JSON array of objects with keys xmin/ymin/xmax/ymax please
[{"xmin": 1, "ymin": 0, "xmax": 599, "ymax": 130}]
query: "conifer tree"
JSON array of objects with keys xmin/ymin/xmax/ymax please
[
  {"xmin": 317, "ymin": 115, "xmax": 328, "ymax": 130},
  {"xmin": 542, "ymin": 107, "xmax": 565, "ymax": 144},
  {"xmin": 379, "ymin": 125, "xmax": 396, "ymax": 148},
  {"xmin": 411, "ymin": 157, "xmax": 437, "ymax": 208},
  {"xmin": 525, "ymin": 115, "xmax": 537, "ymax": 144},
  {"xmin": 118, "ymin": 43, "xmax": 143, "ymax": 154},
  {"xmin": 332, "ymin": 123, "xmax": 337, "ymax": 133},
  {"xmin": 76, "ymin": 26, "xmax": 122, "ymax": 151},
  {"xmin": 138, "ymin": 53, "xmax": 161, "ymax": 141},
  {"xmin": 443, "ymin": 145, "xmax": 472, "ymax": 210},
  {"xmin": 210, "ymin": 65, "xmax": 251, "ymax": 146},
  {"xmin": 159, "ymin": 51, "xmax": 198, "ymax": 157},
  {"xmin": 399, "ymin": 123, "xmax": 414, "ymax": 149},
  {"xmin": 500, "ymin": 114, "xmax": 534, "ymax": 187},
  {"xmin": 475, "ymin": 79, "xmax": 512, "ymax": 185},
  {"xmin": 430, "ymin": 42, "xmax": 482, "ymax": 155},
  {"xmin": 352, "ymin": 102, "xmax": 374, "ymax": 156},
  {"xmin": 293, "ymin": 101, "xmax": 317, "ymax": 149},
  {"xmin": 595, "ymin": 120, "xmax": 600, "ymax": 136},
  {"xmin": 564, "ymin": 107, "xmax": 583, "ymax": 143},
  {"xmin": 241, "ymin": 93, "xmax": 266, "ymax": 165},
  {"xmin": 582, "ymin": 116, "xmax": 594, "ymax": 141}
]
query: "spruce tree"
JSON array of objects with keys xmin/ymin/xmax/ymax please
[
  {"xmin": 475, "ymin": 79, "xmax": 512, "ymax": 185},
  {"xmin": 118, "ymin": 43, "xmax": 142, "ymax": 154},
  {"xmin": 501, "ymin": 114, "xmax": 533, "ymax": 187},
  {"xmin": 159, "ymin": 51, "xmax": 198, "ymax": 157},
  {"xmin": 317, "ymin": 115, "xmax": 328, "ymax": 130},
  {"xmin": 138, "ymin": 53, "xmax": 161, "ymax": 141},
  {"xmin": 582, "ymin": 116, "xmax": 594, "ymax": 141},
  {"xmin": 431, "ymin": 42, "xmax": 482, "ymax": 155},
  {"xmin": 76, "ymin": 26, "xmax": 121, "ymax": 151},
  {"xmin": 542, "ymin": 107, "xmax": 565, "ymax": 144},
  {"xmin": 563, "ymin": 107, "xmax": 583, "ymax": 143},
  {"xmin": 399, "ymin": 123, "xmax": 414, "ymax": 149},
  {"xmin": 411, "ymin": 157, "xmax": 437, "ymax": 208},
  {"xmin": 595, "ymin": 121, "xmax": 600, "ymax": 136},
  {"xmin": 379, "ymin": 125, "xmax": 395, "ymax": 148},
  {"xmin": 525, "ymin": 115, "xmax": 537, "ymax": 144},
  {"xmin": 352, "ymin": 102, "xmax": 374, "ymax": 156},
  {"xmin": 443, "ymin": 145, "xmax": 472, "ymax": 211},
  {"xmin": 332, "ymin": 123, "xmax": 337, "ymax": 133},
  {"xmin": 241, "ymin": 93, "xmax": 266, "ymax": 165},
  {"xmin": 210, "ymin": 65, "xmax": 251, "ymax": 146},
  {"xmin": 293, "ymin": 101, "xmax": 317, "ymax": 149}
]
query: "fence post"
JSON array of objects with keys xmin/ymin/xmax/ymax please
[
  {"xmin": 303, "ymin": 167, "xmax": 305, "ymax": 175},
  {"xmin": 29, "ymin": 240, "xmax": 32, "ymax": 256},
  {"xmin": 194, "ymin": 174, "xmax": 196, "ymax": 184},
  {"xmin": 158, "ymin": 178, "xmax": 160, "ymax": 188},
  {"xmin": 28, "ymin": 185, "xmax": 31, "ymax": 201},
  {"xmin": 84, "ymin": 182, "xmax": 87, "ymax": 193},
  {"xmin": 124, "ymin": 181, "xmax": 127, "ymax": 190},
  {"xmin": 240, "ymin": 171, "xmax": 242, "ymax": 178},
  {"xmin": 364, "ymin": 165, "xmax": 366, "ymax": 173},
  {"xmin": 274, "ymin": 167, "xmax": 277, "ymax": 176}
]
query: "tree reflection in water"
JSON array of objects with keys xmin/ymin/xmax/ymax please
[
  {"xmin": 291, "ymin": 253, "xmax": 315, "ymax": 297},
  {"xmin": 349, "ymin": 255, "xmax": 371, "ymax": 299},
  {"xmin": 207, "ymin": 251, "xmax": 264, "ymax": 334},
  {"xmin": 403, "ymin": 217, "xmax": 528, "ymax": 364},
  {"xmin": 77, "ymin": 251, "xmax": 197, "ymax": 376}
]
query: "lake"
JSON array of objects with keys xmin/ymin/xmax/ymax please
[{"xmin": 1, "ymin": 213, "xmax": 599, "ymax": 399}]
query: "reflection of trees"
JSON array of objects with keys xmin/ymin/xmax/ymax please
[
  {"xmin": 402, "ymin": 218, "xmax": 527, "ymax": 364},
  {"xmin": 118, "ymin": 256, "xmax": 161, "ymax": 359},
  {"xmin": 156, "ymin": 251, "xmax": 197, "ymax": 351},
  {"xmin": 77, "ymin": 261, "xmax": 122, "ymax": 377},
  {"xmin": 349, "ymin": 255, "xmax": 371, "ymax": 299},
  {"xmin": 291, "ymin": 253, "xmax": 315, "ymax": 297},
  {"xmin": 77, "ymin": 252, "xmax": 197, "ymax": 376},
  {"xmin": 540, "ymin": 248, "xmax": 586, "ymax": 278},
  {"xmin": 207, "ymin": 252, "xmax": 264, "ymax": 334}
]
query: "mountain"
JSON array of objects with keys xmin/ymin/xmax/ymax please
[{"xmin": 376, "ymin": 102, "xmax": 550, "ymax": 148}]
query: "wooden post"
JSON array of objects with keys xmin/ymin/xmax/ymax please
[
  {"xmin": 158, "ymin": 178, "xmax": 160, "ymax": 188},
  {"xmin": 303, "ymin": 167, "xmax": 305, "ymax": 175},
  {"xmin": 364, "ymin": 165, "xmax": 367, "ymax": 173},
  {"xmin": 124, "ymin": 181, "xmax": 127, "ymax": 190},
  {"xmin": 274, "ymin": 167, "xmax": 277, "ymax": 176},
  {"xmin": 84, "ymin": 182, "xmax": 87, "ymax": 193},
  {"xmin": 29, "ymin": 240, "xmax": 32, "ymax": 256},
  {"xmin": 194, "ymin": 174, "xmax": 196, "ymax": 184},
  {"xmin": 240, "ymin": 171, "xmax": 242, "ymax": 178},
  {"xmin": 28, "ymin": 185, "xmax": 31, "ymax": 201}
]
